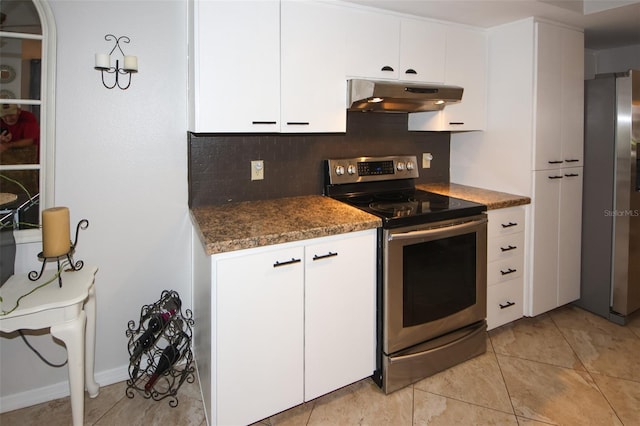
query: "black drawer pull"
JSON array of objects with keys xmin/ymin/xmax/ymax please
[
  {"xmin": 252, "ymin": 121, "xmax": 277, "ymax": 125},
  {"xmin": 381, "ymin": 65, "xmax": 394, "ymax": 72},
  {"xmin": 286, "ymin": 122, "xmax": 310, "ymax": 126},
  {"xmin": 273, "ymin": 258, "xmax": 301, "ymax": 268},
  {"xmin": 405, "ymin": 68, "xmax": 417, "ymax": 74},
  {"xmin": 499, "ymin": 301, "xmax": 516, "ymax": 309},
  {"xmin": 449, "ymin": 122, "xmax": 465, "ymax": 125},
  {"xmin": 500, "ymin": 268, "xmax": 517, "ymax": 275},
  {"xmin": 500, "ymin": 245, "xmax": 517, "ymax": 252},
  {"xmin": 501, "ymin": 222, "xmax": 518, "ymax": 228},
  {"xmin": 564, "ymin": 173, "xmax": 579, "ymax": 177},
  {"xmin": 565, "ymin": 159, "xmax": 580, "ymax": 163},
  {"xmin": 312, "ymin": 252, "xmax": 338, "ymax": 261},
  {"xmin": 548, "ymin": 160, "xmax": 563, "ymax": 164},
  {"xmin": 548, "ymin": 175, "xmax": 564, "ymax": 179}
]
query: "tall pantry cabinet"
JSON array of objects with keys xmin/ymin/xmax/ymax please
[{"xmin": 450, "ymin": 17, "xmax": 584, "ymax": 317}]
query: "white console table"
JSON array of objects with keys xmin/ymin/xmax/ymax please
[{"xmin": 0, "ymin": 266, "xmax": 100, "ymax": 425}]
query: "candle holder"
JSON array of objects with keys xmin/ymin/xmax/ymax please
[
  {"xmin": 94, "ymin": 34, "xmax": 138, "ymax": 90},
  {"xmin": 29, "ymin": 219, "xmax": 89, "ymax": 287}
]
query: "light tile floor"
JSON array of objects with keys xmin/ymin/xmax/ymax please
[{"xmin": 2, "ymin": 305, "xmax": 639, "ymax": 425}]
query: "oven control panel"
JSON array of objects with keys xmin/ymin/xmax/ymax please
[{"xmin": 326, "ymin": 155, "xmax": 419, "ymax": 184}]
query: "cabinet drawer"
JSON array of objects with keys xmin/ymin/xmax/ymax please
[
  {"xmin": 487, "ymin": 207, "xmax": 525, "ymax": 238},
  {"xmin": 487, "ymin": 279, "xmax": 523, "ymax": 330},
  {"xmin": 488, "ymin": 232, "xmax": 525, "ymax": 262},
  {"xmin": 488, "ymin": 255, "xmax": 524, "ymax": 286}
]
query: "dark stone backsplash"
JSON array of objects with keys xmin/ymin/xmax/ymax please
[{"xmin": 189, "ymin": 112, "xmax": 451, "ymax": 207}]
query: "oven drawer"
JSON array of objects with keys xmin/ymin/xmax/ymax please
[
  {"xmin": 487, "ymin": 206, "xmax": 525, "ymax": 238},
  {"xmin": 488, "ymin": 232, "xmax": 525, "ymax": 262},
  {"xmin": 487, "ymin": 279, "xmax": 524, "ymax": 330},
  {"xmin": 488, "ymin": 255, "xmax": 524, "ymax": 286}
]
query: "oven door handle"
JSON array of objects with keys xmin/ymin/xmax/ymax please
[{"xmin": 387, "ymin": 218, "xmax": 487, "ymax": 241}]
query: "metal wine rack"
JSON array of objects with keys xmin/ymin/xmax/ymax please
[{"xmin": 125, "ymin": 290, "xmax": 195, "ymax": 407}]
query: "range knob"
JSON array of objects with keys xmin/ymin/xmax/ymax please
[
  {"xmin": 406, "ymin": 161, "xmax": 415, "ymax": 171},
  {"xmin": 347, "ymin": 164, "xmax": 357, "ymax": 175},
  {"xmin": 335, "ymin": 165, "xmax": 345, "ymax": 176},
  {"xmin": 396, "ymin": 162, "xmax": 406, "ymax": 171}
]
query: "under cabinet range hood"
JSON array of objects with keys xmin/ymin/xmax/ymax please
[{"xmin": 347, "ymin": 79, "xmax": 464, "ymax": 113}]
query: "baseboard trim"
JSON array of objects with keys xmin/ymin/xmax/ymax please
[{"xmin": 0, "ymin": 365, "xmax": 129, "ymax": 414}]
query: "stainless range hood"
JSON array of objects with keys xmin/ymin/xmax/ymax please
[{"xmin": 347, "ymin": 79, "xmax": 463, "ymax": 113}]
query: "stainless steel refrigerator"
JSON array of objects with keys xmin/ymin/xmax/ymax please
[{"xmin": 578, "ymin": 70, "xmax": 640, "ymax": 324}]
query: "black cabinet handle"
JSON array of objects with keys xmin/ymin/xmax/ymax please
[
  {"xmin": 564, "ymin": 173, "xmax": 579, "ymax": 177},
  {"xmin": 500, "ymin": 245, "xmax": 517, "ymax": 252},
  {"xmin": 501, "ymin": 222, "xmax": 518, "ymax": 228},
  {"xmin": 499, "ymin": 301, "xmax": 516, "ymax": 309},
  {"xmin": 548, "ymin": 175, "xmax": 564, "ymax": 179},
  {"xmin": 286, "ymin": 122, "xmax": 310, "ymax": 126},
  {"xmin": 449, "ymin": 122, "xmax": 465, "ymax": 125},
  {"xmin": 500, "ymin": 268, "xmax": 517, "ymax": 275},
  {"xmin": 565, "ymin": 159, "xmax": 580, "ymax": 163},
  {"xmin": 381, "ymin": 65, "xmax": 394, "ymax": 72},
  {"xmin": 273, "ymin": 258, "xmax": 301, "ymax": 268},
  {"xmin": 252, "ymin": 121, "xmax": 277, "ymax": 125},
  {"xmin": 405, "ymin": 68, "xmax": 417, "ymax": 74},
  {"xmin": 548, "ymin": 160, "xmax": 563, "ymax": 164},
  {"xmin": 312, "ymin": 252, "xmax": 338, "ymax": 261}
]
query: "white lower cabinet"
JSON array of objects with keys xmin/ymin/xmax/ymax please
[
  {"xmin": 486, "ymin": 206, "xmax": 526, "ymax": 330},
  {"xmin": 194, "ymin": 229, "xmax": 376, "ymax": 426},
  {"xmin": 529, "ymin": 168, "xmax": 583, "ymax": 316}
]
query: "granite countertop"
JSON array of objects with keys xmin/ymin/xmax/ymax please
[
  {"xmin": 191, "ymin": 195, "xmax": 382, "ymax": 255},
  {"xmin": 418, "ymin": 182, "xmax": 531, "ymax": 210}
]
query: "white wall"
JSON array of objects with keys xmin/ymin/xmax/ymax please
[{"xmin": 0, "ymin": 0, "xmax": 190, "ymax": 411}]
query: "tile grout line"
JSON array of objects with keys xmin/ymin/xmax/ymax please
[{"xmin": 548, "ymin": 308, "xmax": 626, "ymax": 426}]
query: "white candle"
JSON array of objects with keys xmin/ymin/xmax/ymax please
[
  {"xmin": 94, "ymin": 53, "xmax": 110, "ymax": 70},
  {"xmin": 42, "ymin": 207, "xmax": 71, "ymax": 258},
  {"xmin": 123, "ymin": 55, "xmax": 138, "ymax": 72}
]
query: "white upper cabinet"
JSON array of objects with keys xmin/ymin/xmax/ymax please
[
  {"xmin": 344, "ymin": 8, "xmax": 401, "ymax": 80},
  {"xmin": 190, "ymin": 0, "xmax": 280, "ymax": 133},
  {"xmin": 344, "ymin": 8, "xmax": 446, "ymax": 83},
  {"xmin": 533, "ymin": 22, "xmax": 584, "ymax": 170},
  {"xmin": 408, "ymin": 26, "xmax": 487, "ymax": 131},
  {"xmin": 399, "ymin": 18, "xmax": 446, "ymax": 83},
  {"xmin": 281, "ymin": 1, "xmax": 347, "ymax": 132}
]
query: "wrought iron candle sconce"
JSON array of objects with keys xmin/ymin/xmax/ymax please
[
  {"xmin": 29, "ymin": 219, "xmax": 89, "ymax": 287},
  {"xmin": 94, "ymin": 34, "xmax": 138, "ymax": 90}
]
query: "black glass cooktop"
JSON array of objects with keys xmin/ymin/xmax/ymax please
[{"xmin": 332, "ymin": 189, "xmax": 487, "ymax": 229}]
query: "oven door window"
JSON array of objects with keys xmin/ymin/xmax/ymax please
[{"xmin": 403, "ymin": 233, "xmax": 476, "ymax": 327}]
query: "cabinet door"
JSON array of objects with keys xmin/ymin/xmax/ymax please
[
  {"xmin": 193, "ymin": 0, "xmax": 280, "ymax": 132},
  {"xmin": 530, "ymin": 170, "xmax": 562, "ymax": 316},
  {"xmin": 408, "ymin": 25, "xmax": 487, "ymax": 131},
  {"xmin": 440, "ymin": 26, "xmax": 487, "ymax": 130},
  {"xmin": 344, "ymin": 8, "xmax": 400, "ymax": 80},
  {"xmin": 304, "ymin": 231, "xmax": 376, "ymax": 401},
  {"xmin": 216, "ymin": 246, "xmax": 304, "ymax": 425},
  {"xmin": 399, "ymin": 18, "xmax": 446, "ymax": 83},
  {"xmin": 281, "ymin": 1, "xmax": 347, "ymax": 132},
  {"xmin": 558, "ymin": 167, "xmax": 583, "ymax": 305},
  {"xmin": 533, "ymin": 22, "xmax": 563, "ymax": 169},
  {"xmin": 560, "ymin": 29, "xmax": 585, "ymax": 166}
]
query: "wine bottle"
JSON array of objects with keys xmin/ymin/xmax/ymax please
[
  {"xmin": 147, "ymin": 313, "xmax": 166, "ymax": 333},
  {"xmin": 129, "ymin": 328, "xmax": 155, "ymax": 362},
  {"xmin": 162, "ymin": 294, "xmax": 182, "ymax": 313},
  {"xmin": 144, "ymin": 333, "xmax": 185, "ymax": 391}
]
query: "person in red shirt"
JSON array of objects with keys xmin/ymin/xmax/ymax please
[{"xmin": 0, "ymin": 104, "xmax": 40, "ymax": 155}]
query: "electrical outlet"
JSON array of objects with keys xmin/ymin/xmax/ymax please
[
  {"xmin": 422, "ymin": 153, "xmax": 433, "ymax": 169},
  {"xmin": 251, "ymin": 160, "xmax": 264, "ymax": 180}
]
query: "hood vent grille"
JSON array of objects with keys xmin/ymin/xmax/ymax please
[{"xmin": 347, "ymin": 79, "xmax": 463, "ymax": 113}]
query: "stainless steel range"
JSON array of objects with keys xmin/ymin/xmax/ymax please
[{"xmin": 325, "ymin": 155, "xmax": 488, "ymax": 394}]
